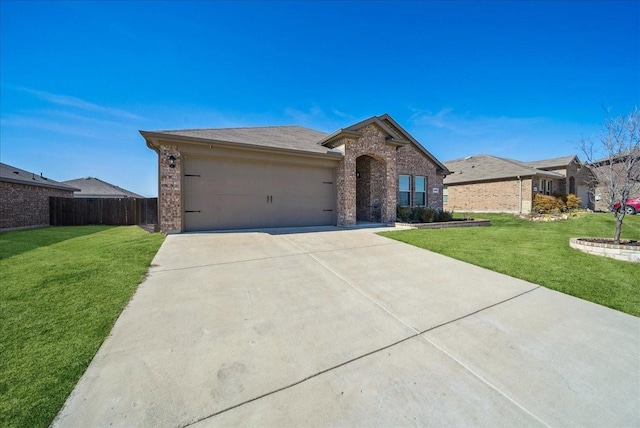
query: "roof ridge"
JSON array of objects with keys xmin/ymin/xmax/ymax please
[
  {"xmin": 443, "ymin": 153, "xmax": 492, "ymax": 163},
  {"xmin": 158, "ymin": 125, "xmax": 320, "ymax": 133}
]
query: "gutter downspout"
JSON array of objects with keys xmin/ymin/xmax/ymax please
[{"xmin": 517, "ymin": 175, "xmax": 523, "ymax": 213}]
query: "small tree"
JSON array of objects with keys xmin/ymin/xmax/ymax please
[{"xmin": 581, "ymin": 109, "xmax": 640, "ymax": 243}]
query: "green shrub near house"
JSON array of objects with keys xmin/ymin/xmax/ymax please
[
  {"xmin": 396, "ymin": 206, "xmax": 455, "ymax": 223},
  {"xmin": 0, "ymin": 226, "xmax": 165, "ymax": 428}
]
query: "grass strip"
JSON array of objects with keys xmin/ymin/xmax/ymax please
[
  {"xmin": 380, "ymin": 213, "xmax": 640, "ymax": 317},
  {"xmin": 0, "ymin": 226, "xmax": 164, "ymax": 428}
]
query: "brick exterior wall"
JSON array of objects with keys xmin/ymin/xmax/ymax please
[
  {"xmin": 0, "ymin": 181, "xmax": 74, "ymax": 230},
  {"xmin": 556, "ymin": 163, "xmax": 595, "ymax": 209},
  {"xmin": 334, "ymin": 124, "xmax": 445, "ymax": 225},
  {"xmin": 542, "ymin": 162, "xmax": 594, "ymax": 209},
  {"xmin": 356, "ymin": 155, "xmax": 385, "ymax": 221},
  {"xmin": 396, "ymin": 143, "xmax": 444, "ymax": 210},
  {"xmin": 154, "ymin": 122, "xmax": 446, "ymax": 232},
  {"xmin": 336, "ymin": 124, "xmax": 398, "ymax": 226},
  {"xmin": 592, "ymin": 162, "xmax": 640, "ymax": 212},
  {"xmin": 445, "ymin": 177, "xmax": 535, "ymax": 213},
  {"xmin": 158, "ymin": 144, "xmax": 182, "ymax": 233}
]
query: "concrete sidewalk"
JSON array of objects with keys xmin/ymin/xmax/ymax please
[{"xmin": 52, "ymin": 227, "xmax": 640, "ymax": 427}]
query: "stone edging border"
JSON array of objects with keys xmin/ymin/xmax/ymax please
[
  {"xmin": 570, "ymin": 238, "xmax": 640, "ymax": 263},
  {"xmin": 389, "ymin": 219, "xmax": 491, "ymax": 229}
]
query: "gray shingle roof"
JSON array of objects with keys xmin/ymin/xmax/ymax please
[
  {"xmin": 62, "ymin": 177, "xmax": 144, "ymax": 198},
  {"xmin": 142, "ymin": 115, "xmax": 450, "ymax": 173},
  {"xmin": 524, "ymin": 155, "xmax": 578, "ymax": 170},
  {"xmin": 0, "ymin": 162, "xmax": 78, "ymax": 191},
  {"xmin": 444, "ymin": 155, "xmax": 564, "ymax": 185},
  {"xmin": 156, "ymin": 126, "xmax": 332, "ymax": 154}
]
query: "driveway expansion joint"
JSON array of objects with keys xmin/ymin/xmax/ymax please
[
  {"xmin": 150, "ymin": 241, "xmax": 399, "ymax": 273},
  {"xmin": 181, "ymin": 269, "xmax": 544, "ymax": 427}
]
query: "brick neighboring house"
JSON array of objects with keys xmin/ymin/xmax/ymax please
[
  {"xmin": 62, "ymin": 177, "xmax": 144, "ymax": 198},
  {"xmin": 523, "ymin": 155, "xmax": 595, "ymax": 209},
  {"xmin": 442, "ymin": 155, "xmax": 593, "ymax": 214},
  {"xmin": 0, "ymin": 162, "xmax": 78, "ymax": 230},
  {"xmin": 589, "ymin": 149, "xmax": 640, "ymax": 212},
  {"xmin": 142, "ymin": 114, "xmax": 450, "ymax": 233}
]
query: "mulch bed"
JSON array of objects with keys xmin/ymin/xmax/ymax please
[{"xmin": 577, "ymin": 238, "xmax": 640, "ymax": 247}]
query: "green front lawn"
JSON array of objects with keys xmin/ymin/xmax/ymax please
[
  {"xmin": 380, "ymin": 213, "xmax": 640, "ymax": 317},
  {"xmin": 0, "ymin": 226, "xmax": 164, "ymax": 428}
]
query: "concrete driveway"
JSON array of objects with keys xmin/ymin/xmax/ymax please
[{"xmin": 53, "ymin": 226, "xmax": 639, "ymax": 427}]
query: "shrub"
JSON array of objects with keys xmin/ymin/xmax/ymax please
[
  {"xmin": 411, "ymin": 207, "xmax": 426, "ymax": 222},
  {"xmin": 434, "ymin": 209, "xmax": 454, "ymax": 222},
  {"xmin": 421, "ymin": 208, "xmax": 435, "ymax": 223},
  {"xmin": 396, "ymin": 206, "xmax": 411, "ymax": 222},
  {"xmin": 565, "ymin": 193, "xmax": 581, "ymax": 210},
  {"xmin": 396, "ymin": 206, "xmax": 455, "ymax": 223},
  {"xmin": 533, "ymin": 194, "xmax": 566, "ymax": 213}
]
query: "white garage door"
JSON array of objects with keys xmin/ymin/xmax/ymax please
[{"xmin": 183, "ymin": 156, "xmax": 336, "ymax": 231}]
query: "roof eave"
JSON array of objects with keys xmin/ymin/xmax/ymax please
[
  {"xmin": 318, "ymin": 129, "xmax": 362, "ymax": 147},
  {"xmin": 445, "ymin": 170, "xmax": 563, "ymax": 185},
  {"xmin": 0, "ymin": 177, "xmax": 79, "ymax": 191},
  {"xmin": 377, "ymin": 114, "xmax": 450, "ymax": 173},
  {"xmin": 141, "ymin": 131, "xmax": 344, "ymax": 160}
]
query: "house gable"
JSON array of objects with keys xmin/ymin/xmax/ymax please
[{"xmin": 322, "ymin": 114, "xmax": 450, "ymax": 176}]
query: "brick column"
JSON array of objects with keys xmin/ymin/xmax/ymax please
[
  {"xmin": 158, "ymin": 145, "xmax": 182, "ymax": 233},
  {"xmin": 383, "ymin": 156, "xmax": 397, "ymax": 223}
]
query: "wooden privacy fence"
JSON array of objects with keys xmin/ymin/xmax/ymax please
[{"xmin": 50, "ymin": 197, "xmax": 158, "ymax": 226}]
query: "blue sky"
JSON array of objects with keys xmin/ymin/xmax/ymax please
[{"xmin": 1, "ymin": 1, "xmax": 638, "ymax": 197}]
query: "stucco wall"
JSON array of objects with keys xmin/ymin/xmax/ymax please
[{"xmin": 0, "ymin": 181, "xmax": 74, "ymax": 230}]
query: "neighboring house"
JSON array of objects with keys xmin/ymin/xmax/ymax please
[
  {"xmin": 62, "ymin": 177, "xmax": 144, "ymax": 198},
  {"xmin": 588, "ymin": 149, "xmax": 640, "ymax": 212},
  {"xmin": 523, "ymin": 155, "xmax": 594, "ymax": 209},
  {"xmin": 0, "ymin": 162, "xmax": 78, "ymax": 230},
  {"xmin": 442, "ymin": 154, "xmax": 593, "ymax": 214},
  {"xmin": 142, "ymin": 114, "xmax": 450, "ymax": 233}
]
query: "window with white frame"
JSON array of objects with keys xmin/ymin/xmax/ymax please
[
  {"xmin": 414, "ymin": 176, "xmax": 426, "ymax": 206},
  {"xmin": 546, "ymin": 180, "xmax": 552, "ymax": 195},
  {"xmin": 398, "ymin": 175, "xmax": 411, "ymax": 206},
  {"xmin": 443, "ymin": 186, "xmax": 448, "ymax": 203}
]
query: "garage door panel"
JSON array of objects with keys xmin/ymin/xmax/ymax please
[
  {"xmin": 184, "ymin": 156, "xmax": 335, "ymax": 231},
  {"xmin": 186, "ymin": 194, "xmax": 276, "ymax": 230}
]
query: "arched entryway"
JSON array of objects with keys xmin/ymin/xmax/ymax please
[{"xmin": 355, "ymin": 154, "xmax": 386, "ymax": 222}]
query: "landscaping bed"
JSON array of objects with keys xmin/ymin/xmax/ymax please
[
  {"xmin": 570, "ymin": 237, "xmax": 640, "ymax": 262},
  {"xmin": 391, "ymin": 218, "xmax": 491, "ymax": 229}
]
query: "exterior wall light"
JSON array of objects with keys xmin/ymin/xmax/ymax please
[{"xmin": 168, "ymin": 155, "xmax": 176, "ymax": 168}]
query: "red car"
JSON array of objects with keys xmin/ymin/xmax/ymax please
[{"xmin": 613, "ymin": 197, "xmax": 640, "ymax": 215}]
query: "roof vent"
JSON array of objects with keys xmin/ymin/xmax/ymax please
[{"xmin": 464, "ymin": 156, "xmax": 472, "ymax": 160}]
